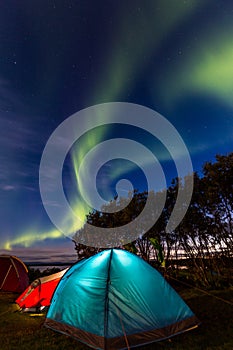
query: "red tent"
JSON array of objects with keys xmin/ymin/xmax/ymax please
[
  {"xmin": 16, "ymin": 268, "xmax": 68, "ymax": 311},
  {"xmin": 0, "ymin": 255, "xmax": 29, "ymax": 293}
]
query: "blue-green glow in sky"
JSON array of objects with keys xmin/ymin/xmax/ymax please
[{"xmin": 1, "ymin": 0, "xmax": 233, "ymax": 262}]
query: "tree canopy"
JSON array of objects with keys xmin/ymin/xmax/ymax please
[{"xmin": 73, "ymin": 152, "xmax": 233, "ymax": 288}]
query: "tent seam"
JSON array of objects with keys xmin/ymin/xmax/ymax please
[{"xmin": 103, "ymin": 249, "xmax": 113, "ymax": 350}]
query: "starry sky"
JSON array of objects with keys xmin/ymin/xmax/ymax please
[{"xmin": 1, "ymin": 0, "xmax": 233, "ymax": 263}]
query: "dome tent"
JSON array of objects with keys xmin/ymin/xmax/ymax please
[
  {"xmin": 16, "ymin": 268, "xmax": 68, "ymax": 312},
  {"xmin": 0, "ymin": 255, "xmax": 29, "ymax": 293},
  {"xmin": 45, "ymin": 249, "xmax": 199, "ymax": 349}
]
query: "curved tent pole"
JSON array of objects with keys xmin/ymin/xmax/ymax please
[
  {"xmin": 11, "ymin": 257, "xmax": 19, "ymax": 278},
  {"xmin": 0, "ymin": 265, "xmax": 12, "ymax": 290}
]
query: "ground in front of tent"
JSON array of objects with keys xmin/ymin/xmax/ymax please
[{"xmin": 0, "ymin": 286, "xmax": 232, "ymax": 349}]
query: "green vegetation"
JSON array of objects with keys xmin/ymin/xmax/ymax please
[{"xmin": 0, "ymin": 285, "xmax": 232, "ymax": 350}]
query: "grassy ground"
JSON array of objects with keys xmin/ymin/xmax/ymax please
[{"xmin": 0, "ymin": 286, "xmax": 232, "ymax": 350}]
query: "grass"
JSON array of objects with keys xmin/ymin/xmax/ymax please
[{"xmin": 0, "ymin": 285, "xmax": 232, "ymax": 350}]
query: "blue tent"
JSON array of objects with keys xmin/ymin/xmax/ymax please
[{"xmin": 45, "ymin": 249, "xmax": 199, "ymax": 349}]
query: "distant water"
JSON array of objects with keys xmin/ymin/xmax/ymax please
[
  {"xmin": 26, "ymin": 262, "xmax": 75, "ymax": 271},
  {"xmin": 29, "ymin": 265, "xmax": 70, "ymax": 272}
]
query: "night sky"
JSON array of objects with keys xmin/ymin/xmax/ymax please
[{"xmin": 1, "ymin": 1, "xmax": 233, "ymax": 263}]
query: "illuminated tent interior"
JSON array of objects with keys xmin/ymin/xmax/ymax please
[
  {"xmin": 15, "ymin": 268, "xmax": 68, "ymax": 312},
  {"xmin": 45, "ymin": 249, "xmax": 200, "ymax": 349},
  {"xmin": 0, "ymin": 255, "xmax": 29, "ymax": 293}
]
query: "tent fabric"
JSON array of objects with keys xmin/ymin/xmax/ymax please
[
  {"xmin": 0, "ymin": 255, "xmax": 29, "ymax": 293},
  {"xmin": 16, "ymin": 268, "xmax": 68, "ymax": 311},
  {"xmin": 45, "ymin": 249, "xmax": 200, "ymax": 349}
]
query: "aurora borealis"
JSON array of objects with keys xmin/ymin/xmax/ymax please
[{"xmin": 1, "ymin": 1, "xmax": 233, "ymax": 262}]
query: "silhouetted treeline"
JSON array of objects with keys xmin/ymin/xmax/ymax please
[{"xmin": 73, "ymin": 153, "xmax": 233, "ymax": 288}]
